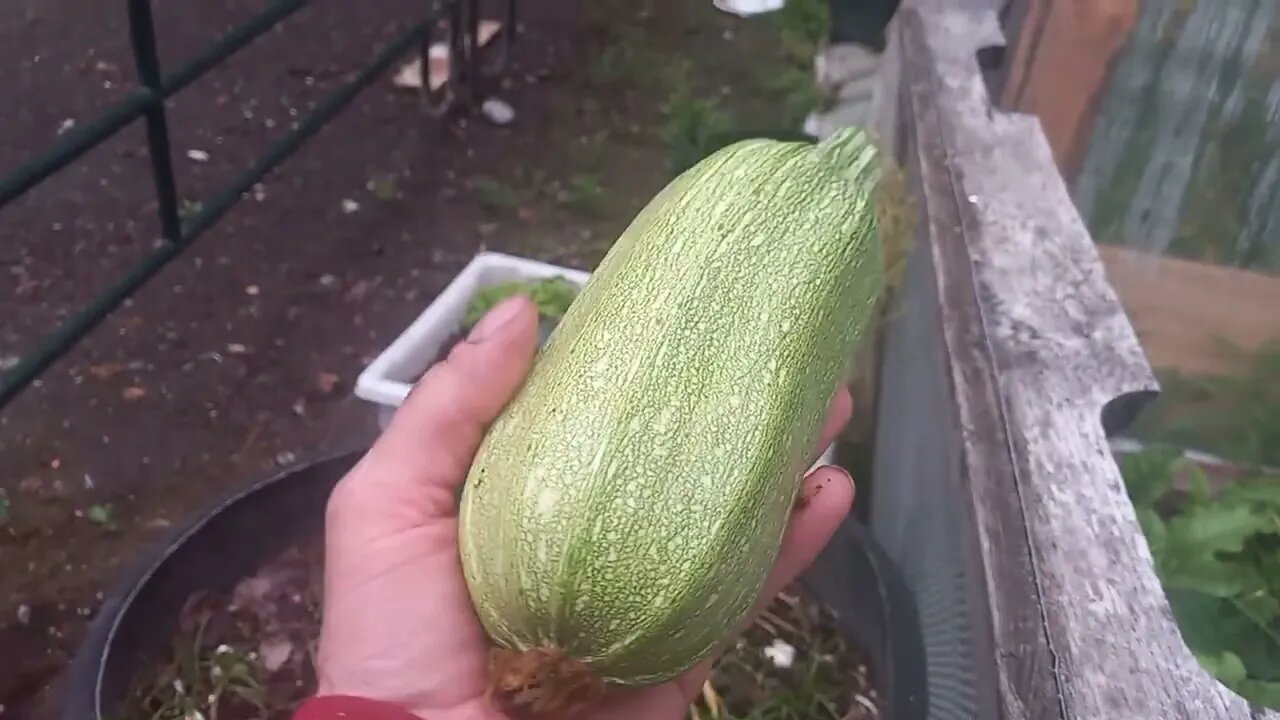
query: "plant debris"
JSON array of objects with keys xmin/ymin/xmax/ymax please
[
  {"xmin": 691, "ymin": 589, "xmax": 880, "ymax": 720},
  {"xmin": 117, "ymin": 541, "xmax": 876, "ymax": 720}
]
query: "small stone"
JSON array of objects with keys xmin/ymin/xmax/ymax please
[
  {"xmin": 16, "ymin": 605, "xmax": 31, "ymax": 625},
  {"xmin": 245, "ymin": 285, "xmax": 260, "ymax": 296},
  {"xmin": 318, "ymin": 274, "xmax": 338, "ymax": 289},
  {"xmin": 315, "ymin": 372, "xmax": 340, "ymax": 395},
  {"xmin": 0, "ymin": 356, "xmax": 18, "ymax": 371},
  {"xmin": 186, "ymin": 149, "xmax": 210, "ymax": 163},
  {"xmin": 57, "ymin": 118, "xmax": 76, "ymax": 135},
  {"xmin": 480, "ymin": 98, "xmax": 516, "ymax": 126},
  {"xmin": 341, "ymin": 198, "xmax": 360, "ymax": 214},
  {"xmin": 226, "ymin": 343, "xmax": 249, "ymax": 354},
  {"xmin": 344, "ymin": 279, "xmax": 371, "ymax": 303},
  {"xmin": 122, "ymin": 386, "xmax": 146, "ymax": 400},
  {"xmin": 275, "ymin": 451, "xmax": 297, "ymax": 466},
  {"xmin": 259, "ymin": 636, "xmax": 293, "ymax": 671},
  {"xmin": 762, "ymin": 638, "xmax": 796, "ymax": 669}
]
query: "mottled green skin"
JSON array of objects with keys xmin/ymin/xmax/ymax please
[{"xmin": 457, "ymin": 128, "xmax": 883, "ymax": 685}]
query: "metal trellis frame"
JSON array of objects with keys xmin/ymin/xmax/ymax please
[{"xmin": 0, "ymin": 0, "xmax": 513, "ymax": 409}]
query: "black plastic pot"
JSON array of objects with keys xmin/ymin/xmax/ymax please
[
  {"xmin": 64, "ymin": 451, "xmax": 361, "ymax": 720},
  {"xmin": 801, "ymin": 517, "xmax": 928, "ymax": 720},
  {"xmin": 67, "ymin": 451, "xmax": 926, "ymax": 720}
]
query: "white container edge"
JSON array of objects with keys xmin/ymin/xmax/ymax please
[{"xmin": 354, "ymin": 250, "xmax": 837, "ymax": 467}]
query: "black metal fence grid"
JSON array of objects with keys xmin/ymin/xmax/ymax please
[{"xmin": 0, "ymin": 0, "xmax": 512, "ymax": 410}]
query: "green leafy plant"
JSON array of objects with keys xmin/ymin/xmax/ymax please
[
  {"xmin": 555, "ymin": 173, "xmax": 606, "ymax": 215},
  {"xmin": 367, "ymin": 174, "xmax": 400, "ymax": 202},
  {"xmin": 661, "ymin": 61, "xmax": 733, "ymax": 176},
  {"xmin": 472, "ymin": 176, "xmax": 522, "ymax": 213},
  {"xmin": 588, "ymin": 29, "xmax": 648, "ymax": 87},
  {"xmin": 1121, "ymin": 447, "xmax": 1280, "ymax": 708},
  {"xmin": 1129, "ymin": 341, "xmax": 1280, "ymax": 468},
  {"xmin": 461, "ymin": 276, "xmax": 580, "ymax": 331},
  {"xmin": 120, "ymin": 611, "xmax": 269, "ymax": 720},
  {"xmin": 86, "ymin": 503, "xmax": 116, "ymax": 529},
  {"xmin": 179, "ymin": 198, "xmax": 204, "ymax": 221},
  {"xmin": 771, "ymin": 0, "xmax": 828, "ymax": 63}
]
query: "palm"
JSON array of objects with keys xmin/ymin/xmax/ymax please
[{"xmin": 316, "ymin": 297, "xmax": 853, "ymax": 720}]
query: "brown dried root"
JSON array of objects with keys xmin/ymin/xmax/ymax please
[{"xmin": 487, "ymin": 646, "xmax": 606, "ymax": 719}]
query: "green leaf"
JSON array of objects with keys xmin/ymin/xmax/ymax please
[
  {"xmin": 1218, "ymin": 478, "xmax": 1280, "ymax": 513},
  {"xmin": 1257, "ymin": 548, "xmax": 1280, "ymax": 598},
  {"xmin": 1165, "ymin": 503, "xmax": 1271, "ymax": 559},
  {"xmin": 1167, "ymin": 588, "xmax": 1280, "ymax": 681},
  {"xmin": 461, "ymin": 277, "xmax": 580, "ymax": 330},
  {"xmin": 0, "ymin": 491, "xmax": 9, "ymax": 524},
  {"xmin": 1234, "ymin": 678, "xmax": 1280, "ymax": 709},
  {"xmin": 1197, "ymin": 650, "xmax": 1248, "ymax": 687},
  {"xmin": 1183, "ymin": 459, "xmax": 1213, "ymax": 504},
  {"xmin": 1119, "ymin": 446, "xmax": 1181, "ymax": 508},
  {"xmin": 1136, "ymin": 507, "xmax": 1167, "ymax": 558},
  {"xmin": 1161, "ymin": 553, "xmax": 1258, "ymax": 598},
  {"xmin": 86, "ymin": 503, "xmax": 114, "ymax": 526},
  {"xmin": 1234, "ymin": 589, "xmax": 1280, "ymax": 626}
]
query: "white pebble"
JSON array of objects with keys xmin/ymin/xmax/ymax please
[
  {"xmin": 481, "ymin": 97, "xmax": 516, "ymax": 125},
  {"xmin": 762, "ymin": 638, "xmax": 795, "ymax": 669}
]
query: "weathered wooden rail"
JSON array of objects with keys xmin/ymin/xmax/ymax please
[{"xmin": 867, "ymin": 6, "xmax": 1280, "ymax": 718}]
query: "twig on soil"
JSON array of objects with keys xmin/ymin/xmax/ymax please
[{"xmin": 232, "ymin": 414, "xmax": 269, "ymax": 461}]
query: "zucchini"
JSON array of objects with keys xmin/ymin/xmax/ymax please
[{"xmin": 458, "ymin": 127, "xmax": 885, "ymax": 712}]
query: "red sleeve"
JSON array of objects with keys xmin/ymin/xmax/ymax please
[{"xmin": 293, "ymin": 695, "xmax": 425, "ymax": 720}]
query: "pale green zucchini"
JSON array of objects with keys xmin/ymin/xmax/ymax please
[{"xmin": 458, "ymin": 127, "xmax": 884, "ymax": 691}]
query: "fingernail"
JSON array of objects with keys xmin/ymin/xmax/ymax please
[
  {"xmin": 467, "ymin": 295, "xmax": 526, "ymax": 343},
  {"xmin": 838, "ymin": 467, "xmax": 857, "ymax": 501}
]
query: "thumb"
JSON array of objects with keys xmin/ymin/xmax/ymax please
[{"xmin": 338, "ymin": 295, "xmax": 541, "ymax": 519}]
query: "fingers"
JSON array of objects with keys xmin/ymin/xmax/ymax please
[
  {"xmin": 675, "ymin": 465, "xmax": 855, "ymax": 701},
  {"xmin": 335, "ymin": 295, "xmax": 541, "ymax": 517},
  {"xmin": 764, "ymin": 466, "xmax": 856, "ymax": 597},
  {"xmin": 809, "ymin": 385, "xmax": 853, "ymax": 466}
]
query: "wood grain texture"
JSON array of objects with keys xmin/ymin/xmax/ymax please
[
  {"xmin": 1098, "ymin": 244, "xmax": 1280, "ymax": 376},
  {"xmin": 998, "ymin": 0, "xmax": 1140, "ymax": 176},
  {"xmin": 892, "ymin": 7, "xmax": 1280, "ymax": 718}
]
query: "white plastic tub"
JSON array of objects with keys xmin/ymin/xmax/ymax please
[
  {"xmin": 354, "ymin": 250, "xmax": 836, "ymax": 467},
  {"xmin": 355, "ymin": 251, "xmax": 589, "ymax": 428}
]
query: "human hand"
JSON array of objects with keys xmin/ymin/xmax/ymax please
[{"xmin": 316, "ymin": 294, "xmax": 855, "ymax": 720}]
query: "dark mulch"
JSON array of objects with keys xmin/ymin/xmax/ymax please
[{"xmin": 112, "ymin": 540, "xmax": 876, "ymax": 720}]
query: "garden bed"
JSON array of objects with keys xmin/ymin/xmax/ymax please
[{"xmin": 114, "ymin": 537, "xmax": 880, "ymax": 720}]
